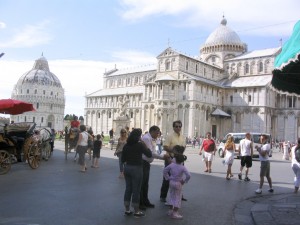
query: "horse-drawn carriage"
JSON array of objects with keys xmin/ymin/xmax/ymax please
[
  {"xmin": 64, "ymin": 127, "xmax": 80, "ymax": 160},
  {"xmin": 0, "ymin": 99, "xmax": 53, "ymax": 174},
  {"xmin": 0, "ymin": 122, "xmax": 37, "ymax": 174},
  {"xmin": 0, "ymin": 122, "xmax": 54, "ymax": 175}
]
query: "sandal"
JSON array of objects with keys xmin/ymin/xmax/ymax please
[
  {"xmin": 134, "ymin": 211, "xmax": 145, "ymax": 218},
  {"xmin": 204, "ymin": 169, "xmax": 208, "ymax": 172}
]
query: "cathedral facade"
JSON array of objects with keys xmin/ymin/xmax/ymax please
[
  {"xmin": 85, "ymin": 18, "xmax": 300, "ymax": 142},
  {"xmin": 11, "ymin": 56, "xmax": 65, "ymax": 131}
]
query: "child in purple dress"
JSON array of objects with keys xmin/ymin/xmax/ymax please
[{"xmin": 163, "ymin": 145, "xmax": 191, "ymax": 219}]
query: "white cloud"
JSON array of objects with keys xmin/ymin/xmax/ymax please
[
  {"xmin": 111, "ymin": 50, "xmax": 156, "ymax": 64},
  {"xmin": 0, "ymin": 20, "xmax": 53, "ymax": 48},
  {"xmin": 120, "ymin": 0, "xmax": 192, "ymax": 20},
  {"xmin": 0, "ymin": 22, "xmax": 6, "ymax": 29},
  {"xmin": 120, "ymin": 0, "xmax": 299, "ymax": 36}
]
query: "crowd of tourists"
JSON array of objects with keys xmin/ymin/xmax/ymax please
[{"xmin": 65, "ymin": 117, "xmax": 300, "ymax": 220}]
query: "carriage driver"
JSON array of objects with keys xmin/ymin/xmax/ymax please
[{"xmin": 71, "ymin": 116, "xmax": 80, "ymax": 128}]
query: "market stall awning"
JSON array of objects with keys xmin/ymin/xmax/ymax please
[
  {"xmin": 211, "ymin": 108, "xmax": 231, "ymax": 118},
  {"xmin": 271, "ymin": 20, "xmax": 300, "ymax": 95}
]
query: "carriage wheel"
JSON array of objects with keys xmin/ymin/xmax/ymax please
[
  {"xmin": 27, "ymin": 144, "xmax": 41, "ymax": 169},
  {"xmin": 23, "ymin": 137, "xmax": 35, "ymax": 162},
  {"xmin": 0, "ymin": 150, "xmax": 11, "ymax": 175}
]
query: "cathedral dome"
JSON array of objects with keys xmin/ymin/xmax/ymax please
[
  {"xmin": 203, "ymin": 17, "xmax": 243, "ymax": 47},
  {"xmin": 16, "ymin": 56, "xmax": 62, "ymax": 88}
]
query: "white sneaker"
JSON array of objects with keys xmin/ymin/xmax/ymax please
[
  {"xmin": 171, "ymin": 211, "xmax": 183, "ymax": 219},
  {"xmin": 255, "ymin": 188, "xmax": 262, "ymax": 194}
]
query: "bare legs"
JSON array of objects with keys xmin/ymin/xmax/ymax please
[
  {"xmin": 226, "ymin": 164, "xmax": 233, "ymax": 179},
  {"xmin": 92, "ymin": 157, "xmax": 99, "ymax": 168},
  {"xmin": 205, "ymin": 161, "xmax": 212, "ymax": 172},
  {"xmin": 259, "ymin": 175, "xmax": 272, "ymax": 189}
]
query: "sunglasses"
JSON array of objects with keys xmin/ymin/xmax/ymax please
[{"xmin": 174, "ymin": 126, "xmax": 182, "ymax": 128}]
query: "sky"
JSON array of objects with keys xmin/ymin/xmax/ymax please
[{"xmin": 0, "ymin": 0, "xmax": 299, "ymax": 118}]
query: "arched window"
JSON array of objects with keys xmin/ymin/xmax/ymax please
[
  {"xmin": 259, "ymin": 62, "xmax": 263, "ymax": 72},
  {"xmin": 245, "ymin": 64, "xmax": 249, "ymax": 74},
  {"xmin": 206, "ymin": 109, "xmax": 209, "ymax": 121},
  {"xmin": 185, "ymin": 61, "xmax": 189, "ymax": 70},
  {"xmin": 165, "ymin": 60, "xmax": 170, "ymax": 70}
]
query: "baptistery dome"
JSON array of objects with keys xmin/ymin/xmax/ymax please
[
  {"xmin": 16, "ymin": 56, "xmax": 62, "ymax": 87},
  {"xmin": 11, "ymin": 56, "xmax": 65, "ymax": 131}
]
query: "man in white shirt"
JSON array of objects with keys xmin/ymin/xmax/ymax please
[
  {"xmin": 255, "ymin": 134, "xmax": 273, "ymax": 194},
  {"xmin": 140, "ymin": 126, "xmax": 167, "ymax": 210},
  {"xmin": 238, "ymin": 133, "xmax": 253, "ymax": 181}
]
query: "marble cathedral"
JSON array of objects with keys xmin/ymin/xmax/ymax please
[{"xmin": 85, "ymin": 18, "xmax": 300, "ymax": 142}]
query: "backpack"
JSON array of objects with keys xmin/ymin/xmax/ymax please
[{"xmin": 295, "ymin": 146, "xmax": 300, "ymax": 163}]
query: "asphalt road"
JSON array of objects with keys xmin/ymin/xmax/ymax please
[{"xmin": 0, "ymin": 141, "xmax": 294, "ymax": 225}]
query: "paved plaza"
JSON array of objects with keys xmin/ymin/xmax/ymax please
[{"xmin": 0, "ymin": 140, "xmax": 299, "ymax": 225}]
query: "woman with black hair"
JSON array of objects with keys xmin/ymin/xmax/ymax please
[{"xmin": 121, "ymin": 128, "xmax": 152, "ymax": 218}]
